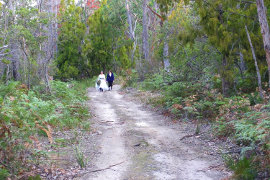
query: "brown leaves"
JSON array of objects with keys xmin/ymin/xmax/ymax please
[
  {"xmin": 19, "ymin": 84, "xmax": 28, "ymax": 90},
  {"xmin": 36, "ymin": 122, "xmax": 54, "ymax": 144},
  {"xmin": 254, "ymin": 104, "xmax": 263, "ymax": 111},
  {"xmin": 29, "ymin": 136, "xmax": 42, "ymax": 150},
  {"xmin": 172, "ymin": 104, "xmax": 183, "ymax": 110},
  {"xmin": 9, "ymin": 96, "xmax": 15, "ymax": 101},
  {"xmin": 0, "ymin": 125, "xmax": 11, "ymax": 139}
]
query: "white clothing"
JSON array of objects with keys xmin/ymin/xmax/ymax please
[{"xmin": 96, "ymin": 74, "xmax": 109, "ymax": 91}]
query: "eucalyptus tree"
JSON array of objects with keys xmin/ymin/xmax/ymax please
[
  {"xmin": 256, "ymin": 0, "xmax": 270, "ymax": 87},
  {"xmin": 142, "ymin": 0, "xmax": 150, "ymax": 62},
  {"xmin": 0, "ymin": 0, "xmax": 58, "ymax": 92},
  {"xmin": 125, "ymin": 0, "xmax": 138, "ymax": 63},
  {"xmin": 155, "ymin": 0, "xmax": 270, "ymax": 95}
]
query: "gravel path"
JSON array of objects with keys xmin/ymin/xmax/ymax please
[{"xmin": 80, "ymin": 85, "xmax": 230, "ymax": 180}]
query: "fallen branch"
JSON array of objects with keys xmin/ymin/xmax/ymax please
[
  {"xmin": 17, "ymin": 170, "xmax": 40, "ymax": 179},
  {"xmin": 43, "ymin": 158, "xmax": 72, "ymax": 161},
  {"xmin": 100, "ymin": 120, "xmax": 115, "ymax": 123},
  {"xmin": 207, "ymin": 164, "xmax": 224, "ymax": 170},
  {"xmin": 182, "ymin": 155, "xmax": 201, "ymax": 161},
  {"xmin": 222, "ymin": 149, "xmax": 241, "ymax": 154},
  {"xmin": 180, "ymin": 134, "xmax": 196, "ymax": 141},
  {"xmin": 0, "ymin": 45, "xmax": 8, "ymax": 50},
  {"xmin": 90, "ymin": 161, "xmax": 125, "ymax": 173},
  {"xmin": 0, "ymin": 52, "xmax": 9, "ymax": 56},
  {"xmin": 35, "ymin": 122, "xmax": 53, "ymax": 144},
  {"xmin": 147, "ymin": 5, "xmax": 164, "ymax": 22},
  {"xmin": 197, "ymin": 164, "xmax": 224, "ymax": 172}
]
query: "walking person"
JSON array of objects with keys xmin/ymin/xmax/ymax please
[
  {"xmin": 96, "ymin": 71, "xmax": 109, "ymax": 92},
  {"xmin": 106, "ymin": 70, "xmax": 114, "ymax": 90}
]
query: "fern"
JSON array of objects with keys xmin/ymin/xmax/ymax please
[{"xmin": 0, "ymin": 80, "xmax": 91, "ymax": 177}]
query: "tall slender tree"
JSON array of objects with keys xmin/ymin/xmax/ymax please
[
  {"xmin": 142, "ymin": 0, "xmax": 150, "ymax": 62},
  {"xmin": 256, "ymin": 0, "xmax": 270, "ymax": 87}
]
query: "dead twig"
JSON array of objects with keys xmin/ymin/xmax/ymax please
[
  {"xmin": 180, "ymin": 134, "xmax": 196, "ymax": 141},
  {"xmin": 182, "ymin": 155, "xmax": 201, "ymax": 161},
  {"xmin": 43, "ymin": 158, "xmax": 72, "ymax": 161},
  {"xmin": 197, "ymin": 164, "xmax": 224, "ymax": 172},
  {"xmin": 90, "ymin": 161, "xmax": 125, "ymax": 173},
  {"xmin": 100, "ymin": 121, "xmax": 115, "ymax": 123},
  {"xmin": 17, "ymin": 169, "xmax": 40, "ymax": 179}
]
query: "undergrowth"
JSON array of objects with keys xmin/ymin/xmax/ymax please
[{"xmin": 0, "ymin": 79, "xmax": 91, "ymax": 179}]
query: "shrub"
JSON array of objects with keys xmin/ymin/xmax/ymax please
[
  {"xmin": 214, "ymin": 96, "xmax": 250, "ymax": 137},
  {"xmin": 75, "ymin": 145, "xmax": 87, "ymax": 168},
  {"xmin": 121, "ymin": 69, "xmax": 139, "ymax": 88},
  {"xmin": 0, "ymin": 168, "xmax": 9, "ymax": 180},
  {"xmin": 229, "ymin": 157, "xmax": 258, "ymax": 180},
  {"xmin": 140, "ymin": 73, "xmax": 164, "ymax": 91}
]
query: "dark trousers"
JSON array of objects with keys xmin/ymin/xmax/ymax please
[{"xmin": 108, "ymin": 81, "xmax": 113, "ymax": 89}]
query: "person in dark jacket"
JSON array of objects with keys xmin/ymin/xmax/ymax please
[{"xmin": 106, "ymin": 70, "xmax": 114, "ymax": 90}]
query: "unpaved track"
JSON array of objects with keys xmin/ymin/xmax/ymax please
[{"xmin": 81, "ymin": 85, "xmax": 229, "ymax": 180}]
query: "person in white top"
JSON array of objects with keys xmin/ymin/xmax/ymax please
[{"xmin": 96, "ymin": 71, "xmax": 109, "ymax": 92}]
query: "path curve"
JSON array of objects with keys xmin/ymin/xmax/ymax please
[{"xmin": 81, "ymin": 85, "xmax": 229, "ymax": 180}]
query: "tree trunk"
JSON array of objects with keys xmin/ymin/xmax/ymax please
[
  {"xmin": 43, "ymin": 0, "xmax": 57, "ymax": 93},
  {"xmin": 125, "ymin": 0, "xmax": 133, "ymax": 40},
  {"xmin": 5, "ymin": 64, "xmax": 10, "ymax": 84},
  {"xmin": 142, "ymin": 0, "xmax": 150, "ymax": 62},
  {"xmin": 256, "ymin": 0, "xmax": 270, "ymax": 87},
  {"xmin": 44, "ymin": 65, "xmax": 51, "ymax": 93},
  {"xmin": 131, "ymin": 36, "xmax": 137, "ymax": 64},
  {"xmin": 221, "ymin": 56, "xmax": 230, "ymax": 96},
  {"xmin": 12, "ymin": 60, "xmax": 19, "ymax": 80},
  {"xmin": 239, "ymin": 51, "xmax": 246, "ymax": 73},
  {"xmin": 125, "ymin": 0, "xmax": 137, "ymax": 64},
  {"xmin": 163, "ymin": 37, "xmax": 170, "ymax": 71},
  {"xmin": 245, "ymin": 25, "xmax": 264, "ymax": 98},
  {"xmin": 21, "ymin": 37, "xmax": 31, "ymax": 89}
]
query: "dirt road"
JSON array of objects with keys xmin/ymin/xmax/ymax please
[{"xmin": 81, "ymin": 85, "xmax": 230, "ymax": 180}]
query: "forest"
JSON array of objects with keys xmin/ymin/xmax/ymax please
[{"xmin": 0, "ymin": 0, "xmax": 270, "ymax": 179}]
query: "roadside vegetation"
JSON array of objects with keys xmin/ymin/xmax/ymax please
[{"xmin": 0, "ymin": 80, "xmax": 91, "ymax": 179}]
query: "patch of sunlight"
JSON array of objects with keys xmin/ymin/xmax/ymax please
[{"xmin": 135, "ymin": 121, "xmax": 149, "ymax": 127}]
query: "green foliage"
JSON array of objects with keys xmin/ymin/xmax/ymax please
[
  {"xmin": 0, "ymin": 81, "xmax": 20, "ymax": 98},
  {"xmin": 247, "ymin": 92, "xmax": 263, "ymax": 106},
  {"xmin": 82, "ymin": 0, "xmax": 133, "ymax": 76},
  {"xmin": 56, "ymin": 0, "xmax": 86, "ymax": 79},
  {"xmin": 121, "ymin": 69, "xmax": 139, "ymax": 88},
  {"xmin": 229, "ymin": 157, "xmax": 257, "ymax": 180},
  {"xmin": 224, "ymin": 154, "xmax": 258, "ymax": 180},
  {"xmin": 6, "ymin": 5, "xmax": 49, "ymax": 85},
  {"xmin": 75, "ymin": 145, "xmax": 87, "ymax": 168},
  {"xmin": 156, "ymin": 0, "xmax": 269, "ymax": 95},
  {"xmin": 0, "ymin": 168, "xmax": 9, "ymax": 180},
  {"xmin": 234, "ymin": 107, "xmax": 270, "ymax": 151},
  {"xmin": 28, "ymin": 175, "xmax": 42, "ymax": 180},
  {"xmin": 140, "ymin": 73, "xmax": 165, "ymax": 91},
  {"xmin": 0, "ymin": 80, "xmax": 90, "ymax": 177},
  {"xmin": 214, "ymin": 96, "xmax": 250, "ymax": 136}
]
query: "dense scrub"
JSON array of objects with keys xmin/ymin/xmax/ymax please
[{"xmin": 0, "ymin": 80, "xmax": 91, "ymax": 179}]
